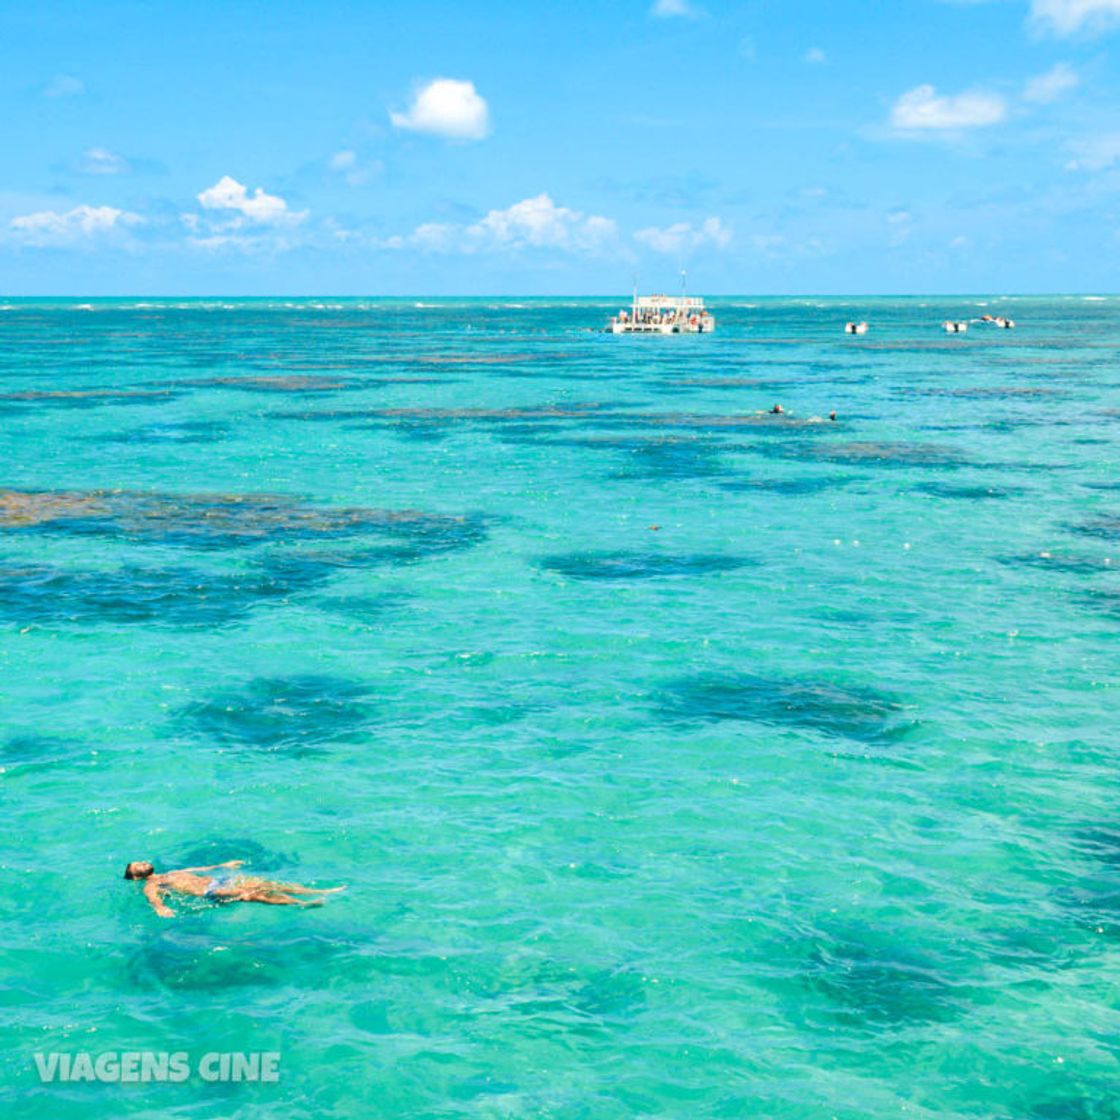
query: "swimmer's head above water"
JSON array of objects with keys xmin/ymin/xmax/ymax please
[{"xmin": 124, "ymin": 860, "xmax": 155, "ymax": 880}]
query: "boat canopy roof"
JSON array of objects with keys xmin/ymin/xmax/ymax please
[{"xmin": 632, "ymin": 295, "xmax": 707, "ymax": 309}]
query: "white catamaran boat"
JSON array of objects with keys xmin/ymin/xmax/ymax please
[{"xmin": 609, "ymin": 281, "xmax": 715, "ymax": 334}]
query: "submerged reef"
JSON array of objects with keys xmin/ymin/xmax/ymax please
[
  {"xmin": 997, "ymin": 551, "xmax": 1116, "ymax": 574},
  {"xmin": 172, "ymin": 374, "xmax": 352, "ymax": 392},
  {"xmin": 720, "ymin": 475, "xmax": 852, "ymax": 495},
  {"xmin": 0, "ymin": 489, "xmax": 486, "ymax": 627},
  {"xmin": 611, "ymin": 438, "xmax": 731, "ymax": 481},
  {"xmin": 1072, "ymin": 514, "xmax": 1120, "ymax": 542},
  {"xmin": 0, "ymin": 487, "xmax": 485, "ymax": 552},
  {"xmin": 796, "ymin": 925, "xmax": 961, "ymax": 1027},
  {"xmin": 0, "ymin": 564, "xmax": 319, "ymax": 627},
  {"xmin": 660, "ymin": 673, "xmax": 913, "ymax": 744},
  {"xmin": 759, "ymin": 440, "xmax": 968, "ymax": 469},
  {"xmin": 180, "ymin": 674, "xmax": 375, "ymax": 755},
  {"xmin": 0, "ymin": 387, "xmax": 176, "ymax": 407},
  {"xmin": 913, "ymin": 482, "xmax": 1021, "ymax": 500},
  {"xmin": 540, "ymin": 551, "xmax": 753, "ymax": 581}
]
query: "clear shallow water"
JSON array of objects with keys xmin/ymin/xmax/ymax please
[{"xmin": 2, "ymin": 296, "xmax": 1119, "ymax": 1118}]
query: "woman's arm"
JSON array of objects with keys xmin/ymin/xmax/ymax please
[{"xmin": 143, "ymin": 879, "xmax": 175, "ymax": 918}]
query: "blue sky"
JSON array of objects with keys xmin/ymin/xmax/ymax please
[{"xmin": 2, "ymin": 0, "xmax": 1120, "ymax": 294}]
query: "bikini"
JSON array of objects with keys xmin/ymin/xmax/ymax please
[{"xmin": 204, "ymin": 870, "xmax": 239, "ymax": 898}]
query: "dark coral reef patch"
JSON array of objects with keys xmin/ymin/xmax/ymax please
[
  {"xmin": 660, "ymin": 673, "xmax": 913, "ymax": 744},
  {"xmin": 0, "ymin": 488, "xmax": 486, "ymax": 553},
  {"xmin": 180, "ymin": 674, "xmax": 375, "ymax": 754},
  {"xmin": 540, "ymin": 551, "xmax": 753, "ymax": 581},
  {"xmin": 0, "ymin": 564, "xmax": 319, "ymax": 627}
]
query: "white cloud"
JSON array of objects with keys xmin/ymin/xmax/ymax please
[
  {"xmin": 1065, "ymin": 132, "xmax": 1120, "ymax": 170},
  {"xmin": 633, "ymin": 217, "xmax": 732, "ymax": 254},
  {"xmin": 185, "ymin": 233, "xmax": 301, "ymax": 253},
  {"xmin": 651, "ymin": 0, "xmax": 700, "ymax": 16},
  {"xmin": 76, "ymin": 147, "xmax": 129, "ymax": 175},
  {"xmin": 185, "ymin": 176, "xmax": 306, "ymax": 251},
  {"xmin": 326, "ymin": 149, "xmax": 381, "ymax": 187},
  {"xmin": 1023, "ymin": 62, "xmax": 1079, "ymax": 102},
  {"xmin": 43, "ymin": 74, "xmax": 84, "ymax": 98},
  {"xmin": 9, "ymin": 204, "xmax": 141, "ymax": 245},
  {"xmin": 886, "ymin": 210, "xmax": 912, "ymax": 246},
  {"xmin": 753, "ymin": 234, "xmax": 786, "ymax": 256},
  {"xmin": 468, "ymin": 194, "xmax": 615, "ymax": 250},
  {"xmin": 196, "ymin": 175, "xmax": 306, "ymax": 225},
  {"xmin": 804, "ymin": 47, "xmax": 826, "ymax": 63},
  {"xmin": 389, "ymin": 222, "xmax": 455, "ymax": 252},
  {"xmin": 1031, "ymin": 0, "xmax": 1120, "ymax": 35},
  {"xmin": 385, "ymin": 193, "xmax": 618, "ymax": 254},
  {"xmin": 890, "ymin": 84, "xmax": 1007, "ymax": 129},
  {"xmin": 389, "ymin": 78, "xmax": 490, "ymax": 141}
]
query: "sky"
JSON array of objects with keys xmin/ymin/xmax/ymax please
[{"xmin": 2, "ymin": 0, "xmax": 1120, "ymax": 294}]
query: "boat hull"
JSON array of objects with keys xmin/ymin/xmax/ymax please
[{"xmin": 610, "ymin": 319, "xmax": 715, "ymax": 334}]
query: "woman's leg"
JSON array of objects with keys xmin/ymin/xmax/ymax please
[
  {"xmin": 237, "ymin": 890, "xmax": 322, "ymax": 907},
  {"xmin": 212, "ymin": 877, "xmax": 343, "ymax": 900},
  {"xmin": 265, "ymin": 883, "xmax": 345, "ymax": 895},
  {"xmin": 238, "ymin": 879, "xmax": 344, "ymax": 895}
]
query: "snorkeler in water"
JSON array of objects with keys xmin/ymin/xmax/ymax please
[{"xmin": 123, "ymin": 859, "xmax": 345, "ymax": 917}]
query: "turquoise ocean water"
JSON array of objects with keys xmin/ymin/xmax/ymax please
[{"xmin": 2, "ymin": 296, "xmax": 1119, "ymax": 1118}]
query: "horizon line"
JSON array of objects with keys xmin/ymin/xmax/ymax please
[{"xmin": 1, "ymin": 292, "xmax": 1117, "ymax": 300}]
